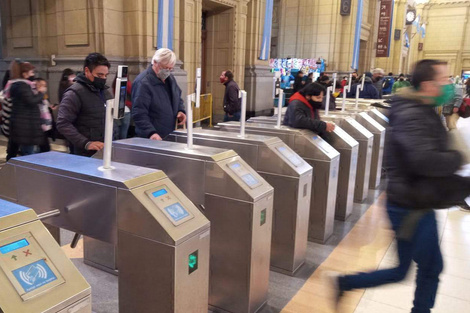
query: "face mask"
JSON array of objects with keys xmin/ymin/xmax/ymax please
[
  {"xmin": 431, "ymin": 84, "xmax": 455, "ymax": 107},
  {"xmin": 157, "ymin": 69, "xmax": 171, "ymax": 81},
  {"xmin": 308, "ymin": 99, "xmax": 322, "ymax": 109},
  {"xmin": 28, "ymin": 75, "xmax": 36, "ymax": 82},
  {"xmin": 92, "ymin": 76, "xmax": 107, "ymax": 90}
]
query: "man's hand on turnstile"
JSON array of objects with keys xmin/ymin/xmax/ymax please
[
  {"xmin": 177, "ymin": 111, "xmax": 187, "ymax": 125},
  {"xmin": 150, "ymin": 133, "xmax": 163, "ymax": 140},
  {"xmin": 86, "ymin": 141, "xmax": 104, "ymax": 151},
  {"xmin": 326, "ymin": 122, "xmax": 336, "ymax": 133}
]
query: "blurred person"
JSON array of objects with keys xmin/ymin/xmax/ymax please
[
  {"xmin": 346, "ymin": 76, "xmax": 379, "ymax": 99},
  {"xmin": 465, "ymin": 77, "xmax": 470, "ymax": 95},
  {"xmin": 372, "ymin": 68, "xmax": 385, "ymax": 98},
  {"xmin": 57, "ymin": 53, "xmax": 113, "ymax": 156},
  {"xmin": 293, "ymin": 71, "xmax": 305, "ymax": 93},
  {"xmin": 318, "ymin": 75, "xmax": 336, "ymax": 110},
  {"xmin": 8, "ymin": 61, "xmax": 47, "ymax": 158},
  {"xmin": 220, "ymin": 70, "xmax": 241, "ymax": 122},
  {"xmin": 340, "ymin": 76, "xmax": 348, "ymax": 93},
  {"xmin": 306, "ymin": 72, "xmax": 314, "ymax": 84},
  {"xmin": 58, "ymin": 68, "xmax": 76, "ymax": 102},
  {"xmin": 443, "ymin": 77, "xmax": 464, "ymax": 131},
  {"xmin": 392, "ymin": 73, "xmax": 411, "ymax": 94},
  {"xmin": 132, "ymin": 48, "xmax": 186, "ymax": 140},
  {"xmin": 382, "ymin": 72, "xmax": 395, "ymax": 95},
  {"xmin": 283, "ymin": 83, "xmax": 336, "ymax": 137},
  {"xmin": 112, "ymin": 76, "xmax": 132, "ymax": 139},
  {"xmin": 34, "ymin": 78, "xmax": 53, "ymax": 153},
  {"xmin": 330, "ymin": 59, "xmax": 470, "ymax": 313}
]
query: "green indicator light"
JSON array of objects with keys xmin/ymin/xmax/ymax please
[
  {"xmin": 260, "ymin": 209, "xmax": 267, "ymax": 226},
  {"xmin": 188, "ymin": 250, "xmax": 198, "ymax": 274}
]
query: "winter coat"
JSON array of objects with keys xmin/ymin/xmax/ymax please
[
  {"xmin": 283, "ymin": 92, "xmax": 327, "ymax": 135},
  {"xmin": 385, "ymin": 88, "xmax": 470, "ymax": 209},
  {"xmin": 382, "ymin": 76, "xmax": 395, "ymax": 95},
  {"xmin": 57, "ymin": 73, "xmax": 113, "ymax": 156},
  {"xmin": 293, "ymin": 76, "xmax": 305, "ymax": 93},
  {"xmin": 373, "ymin": 77, "xmax": 384, "ymax": 98},
  {"xmin": 9, "ymin": 80, "xmax": 45, "ymax": 146},
  {"xmin": 132, "ymin": 66, "xmax": 185, "ymax": 139},
  {"xmin": 223, "ymin": 80, "xmax": 241, "ymax": 115},
  {"xmin": 392, "ymin": 79, "xmax": 411, "ymax": 94},
  {"xmin": 347, "ymin": 77, "xmax": 380, "ymax": 99}
]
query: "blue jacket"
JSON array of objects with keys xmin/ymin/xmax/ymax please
[
  {"xmin": 382, "ymin": 76, "xmax": 395, "ymax": 94},
  {"xmin": 132, "ymin": 66, "xmax": 185, "ymax": 139},
  {"xmin": 347, "ymin": 77, "xmax": 380, "ymax": 99}
]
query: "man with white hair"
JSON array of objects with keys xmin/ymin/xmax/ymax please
[
  {"xmin": 132, "ymin": 48, "xmax": 186, "ymax": 140},
  {"xmin": 372, "ymin": 68, "xmax": 385, "ymax": 98}
]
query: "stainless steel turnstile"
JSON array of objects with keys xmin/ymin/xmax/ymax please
[
  {"xmin": 100, "ymin": 138, "xmax": 274, "ymax": 313},
  {"xmin": 322, "ymin": 111, "xmax": 385, "ymax": 189},
  {"xmin": 320, "ymin": 116, "xmax": 374, "ymax": 202},
  {"xmin": 0, "ymin": 199, "xmax": 91, "ymax": 313},
  {"xmin": 368, "ymin": 108, "xmax": 389, "ymax": 128},
  {"xmin": 0, "ymin": 152, "xmax": 210, "ymax": 313},
  {"xmin": 163, "ymin": 131, "xmax": 314, "ymax": 269},
  {"xmin": 245, "ymin": 118, "xmax": 360, "ymax": 220},
  {"xmin": 203, "ymin": 126, "xmax": 340, "ymax": 243}
]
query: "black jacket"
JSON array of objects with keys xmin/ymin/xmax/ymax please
[
  {"xmin": 132, "ymin": 66, "xmax": 185, "ymax": 139},
  {"xmin": 9, "ymin": 81, "xmax": 45, "ymax": 146},
  {"xmin": 386, "ymin": 90, "xmax": 470, "ymax": 209},
  {"xmin": 223, "ymin": 80, "xmax": 241, "ymax": 115},
  {"xmin": 283, "ymin": 93, "xmax": 327, "ymax": 135},
  {"xmin": 293, "ymin": 76, "xmax": 304, "ymax": 93},
  {"xmin": 57, "ymin": 74, "xmax": 113, "ymax": 156},
  {"xmin": 347, "ymin": 77, "xmax": 380, "ymax": 99}
]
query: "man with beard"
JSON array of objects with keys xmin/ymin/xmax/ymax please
[{"xmin": 283, "ymin": 83, "xmax": 335, "ymax": 136}]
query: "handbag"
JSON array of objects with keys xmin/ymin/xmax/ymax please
[{"xmin": 459, "ymin": 97, "xmax": 470, "ymax": 118}]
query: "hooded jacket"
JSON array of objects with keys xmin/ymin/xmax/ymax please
[
  {"xmin": 283, "ymin": 92, "xmax": 327, "ymax": 134},
  {"xmin": 347, "ymin": 77, "xmax": 380, "ymax": 99},
  {"xmin": 132, "ymin": 66, "xmax": 185, "ymax": 139},
  {"xmin": 385, "ymin": 88, "xmax": 470, "ymax": 209}
]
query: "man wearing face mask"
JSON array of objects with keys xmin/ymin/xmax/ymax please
[
  {"xmin": 132, "ymin": 48, "xmax": 186, "ymax": 140},
  {"xmin": 57, "ymin": 53, "xmax": 112, "ymax": 157},
  {"xmin": 330, "ymin": 60, "xmax": 470, "ymax": 313},
  {"xmin": 392, "ymin": 73, "xmax": 411, "ymax": 94},
  {"xmin": 372, "ymin": 68, "xmax": 385, "ymax": 98},
  {"xmin": 219, "ymin": 70, "xmax": 241, "ymax": 122},
  {"xmin": 283, "ymin": 83, "xmax": 335, "ymax": 136}
]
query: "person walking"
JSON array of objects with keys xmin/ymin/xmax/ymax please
[{"xmin": 220, "ymin": 70, "xmax": 241, "ymax": 122}]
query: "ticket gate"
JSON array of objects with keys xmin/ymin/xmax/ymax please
[
  {"xmin": 0, "ymin": 152, "xmax": 210, "ymax": 313},
  {"xmin": 98, "ymin": 139, "xmax": 274, "ymax": 313},
  {"xmin": 161, "ymin": 132, "xmax": 314, "ymax": 268},
  {"xmin": 322, "ymin": 111, "xmax": 385, "ymax": 189},
  {"xmin": 0, "ymin": 199, "xmax": 91, "ymax": 313},
  {"xmin": 368, "ymin": 108, "xmax": 389, "ymax": 128},
  {"xmin": 212, "ymin": 122, "xmax": 340, "ymax": 243},
  {"xmin": 243, "ymin": 119, "xmax": 359, "ymax": 221}
]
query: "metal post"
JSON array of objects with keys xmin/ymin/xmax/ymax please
[
  {"xmin": 102, "ymin": 99, "xmax": 114, "ymax": 170},
  {"xmin": 239, "ymin": 90, "xmax": 247, "ymax": 138},
  {"xmin": 348, "ymin": 73, "xmax": 352, "ymax": 90},
  {"xmin": 186, "ymin": 94, "xmax": 193, "ymax": 150},
  {"xmin": 361, "ymin": 73, "xmax": 365, "ymax": 89},
  {"xmin": 325, "ymin": 86, "xmax": 333, "ymax": 116},
  {"xmin": 332, "ymin": 73, "xmax": 337, "ymax": 92},
  {"xmin": 355, "ymin": 84, "xmax": 361, "ymax": 109},
  {"xmin": 276, "ymin": 89, "xmax": 284, "ymax": 128},
  {"xmin": 196, "ymin": 68, "xmax": 201, "ymax": 108},
  {"xmin": 342, "ymin": 85, "xmax": 349, "ymax": 112}
]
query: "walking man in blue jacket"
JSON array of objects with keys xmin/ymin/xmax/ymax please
[{"xmin": 132, "ymin": 48, "xmax": 186, "ymax": 140}]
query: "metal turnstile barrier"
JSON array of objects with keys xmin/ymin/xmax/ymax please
[
  {"xmin": 164, "ymin": 131, "xmax": 313, "ymax": 271},
  {"xmin": 210, "ymin": 124, "xmax": 339, "ymax": 243},
  {"xmin": 0, "ymin": 199, "xmax": 91, "ymax": 313},
  {"xmin": 0, "ymin": 152, "xmax": 210, "ymax": 313},
  {"xmin": 96, "ymin": 139, "xmax": 274, "ymax": 313}
]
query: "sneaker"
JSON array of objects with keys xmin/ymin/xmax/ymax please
[{"xmin": 323, "ymin": 271, "xmax": 344, "ymax": 311}]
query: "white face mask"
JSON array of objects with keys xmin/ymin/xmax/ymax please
[{"xmin": 157, "ymin": 68, "xmax": 171, "ymax": 81}]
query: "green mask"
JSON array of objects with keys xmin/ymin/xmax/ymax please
[{"xmin": 431, "ymin": 84, "xmax": 455, "ymax": 107}]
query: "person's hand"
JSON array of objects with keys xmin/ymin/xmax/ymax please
[
  {"xmin": 177, "ymin": 112, "xmax": 187, "ymax": 125},
  {"xmin": 86, "ymin": 141, "xmax": 104, "ymax": 151},
  {"xmin": 326, "ymin": 122, "xmax": 336, "ymax": 132},
  {"xmin": 454, "ymin": 107, "xmax": 460, "ymax": 114},
  {"xmin": 150, "ymin": 133, "xmax": 162, "ymax": 140}
]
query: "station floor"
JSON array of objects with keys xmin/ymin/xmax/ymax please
[{"xmin": 0, "ymin": 117, "xmax": 468, "ymax": 313}]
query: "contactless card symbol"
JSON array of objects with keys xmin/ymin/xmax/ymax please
[{"xmin": 12, "ymin": 259, "xmax": 57, "ymax": 292}]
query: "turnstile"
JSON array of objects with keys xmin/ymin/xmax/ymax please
[
  {"xmin": 163, "ymin": 132, "xmax": 314, "ymax": 269},
  {"xmin": 191, "ymin": 127, "xmax": 339, "ymax": 243},
  {"xmin": 0, "ymin": 199, "xmax": 91, "ymax": 313},
  {"xmin": 368, "ymin": 108, "xmax": 389, "ymax": 128},
  {"xmin": 0, "ymin": 152, "xmax": 210, "ymax": 313},
  {"xmin": 322, "ymin": 111, "xmax": 385, "ymax": 189},
  {"xmin": 100, "ymin": 139, "xmax": 274, "ymax": 313},
  {"xmin": 244, "ymin": 119, "xmax": 359, "ymax": 221}
]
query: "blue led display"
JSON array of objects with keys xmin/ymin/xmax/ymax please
[
  {"xmin": 0, "ymin": 239, "xmax": 29, "ymax": 254},
  {"xmin": 230, "ymin": 163, "xmax": 241, "ymax": 170},
  {"xmin": 152, "ymin": 189, "xmax": 168, "ymax": 198},
  {"xmin": 242, "ymin": 173, "xmax": 259, "ymax": 187}
]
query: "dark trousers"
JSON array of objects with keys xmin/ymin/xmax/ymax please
[
  {"xmin": 339, "ymin": 202, "xmax": 443, "ymax": 313},
  {"xmin": 6, "ymin": 138, "xmax": 19, "ymax": 161},
  {"xmin": 223, "ymin": 111, "xmax": 241, "ymax": 122}
]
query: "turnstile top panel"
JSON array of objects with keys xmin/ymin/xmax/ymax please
[
  {"xmin": 114, "ymin": 138, "xmax": 238, "ymax": 162},
  {"xmin": 0, "ymin": 200, "xmax": 37, "ymax": 232},
  {"xmin": 370, "ymin": 108, "xmax": 390, "ymax": 123},
  {"xmin": 173, "ymin": 128, "xmax": 282, "ymax": 145},
  {"xmin": 357, "ymin": 112, "xmax": 386, "ymax": 132},
  {"xmin": 9, "ymin": 152, "xmax": 166, "ymax": 189},
  {"xmin": 0, "ymin": 199, "xmax": 29, "ymax": 218},
  {"xmin": 322, "ymin": 115, "xmax": 374, "ymax": 139}
]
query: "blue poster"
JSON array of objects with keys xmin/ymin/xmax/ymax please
[{"xmin": 12, "ymin": 259, "xmax": 57, "ymax": 293}]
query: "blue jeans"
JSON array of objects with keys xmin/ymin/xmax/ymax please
[
  {"xmin": 113, "ymin": 112, "xmax": 131, "ymax": 140},
  {"xmin": 223, "ymin": 111, "xmax": 241, "ymax": 122},
  {"xmin": 339, "ymin": 202, "xmax": 443, "ymax": 313}
]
